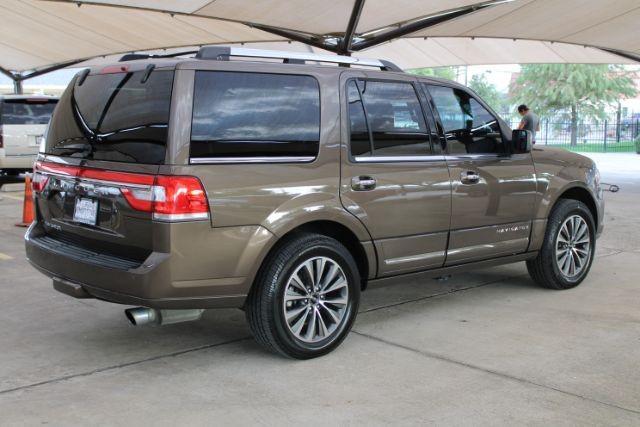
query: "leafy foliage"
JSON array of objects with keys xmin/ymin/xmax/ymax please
[
  {"xmin": 408, "ymin": 66, "xmax": 456, "ymax": 81},
  {"xmin": 511, "ymin": 64, "xmax": 636, "ymax": 145},
  {"xmin": 511, "ymin": 64, "xmax": 636, "ymax": 119},
  {"xmin": 468, "ymin": 73, "xmax": 508, "ymax": 114}
]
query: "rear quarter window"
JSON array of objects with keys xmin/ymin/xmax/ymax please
[{"xmin": 190, "ymin": 71, "xmax": 320, "ymax": 161}]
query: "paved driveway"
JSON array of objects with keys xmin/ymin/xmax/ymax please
[{"xmin": 0, "ymin": 154, "xmax": 639, "ymax": 425}]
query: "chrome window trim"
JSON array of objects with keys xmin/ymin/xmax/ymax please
[
  {"xmin": 189, "ymin": 156, "xmax": 315, "ymax": 164},
  {"xmin": 353, "ymin": 155, "xmax": 445, "ymax": 163},
  {"xmin": 445, "ymin": 154, "xmax": 503, "ymax": 161}
]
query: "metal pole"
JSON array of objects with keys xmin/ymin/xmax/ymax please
[
  {"xmin": 616, "ymin": 102, "xmax": 621, "ymax": 144},
  {"xmin": 544, "ymin": 119, "xmax": 549, "ymax": 145},
  {"xmin": 603, "ymin": 120, "xmax": 607, "ymax": 152},
  {"xmin": 13, "ymin": 78, "xmax": 23, "ymax": 94}
]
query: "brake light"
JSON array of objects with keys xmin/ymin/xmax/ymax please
[
  {"xmin": 0, "ymin": 126, "xmax": 3, "ymax": 148},
  {"xmin": 34, "ymin": 161, "xmax": 209, "ymax": 222},
  {"xmin": 32, "ymin": 171, "xmax": 49, "ymax": 193},
  {"xmin": 120, "ymin": 176, "xmax": 209, "ymax": 221},
  {"xmin": 100, "ymin": 65, "xmax": 129, "ymax": 74}
]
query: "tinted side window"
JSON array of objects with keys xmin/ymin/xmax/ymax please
[
  {"xmin": 358, "ymin": 80, "xmax": 430, "ymax": 157},
  {"xmin": 426, "ymin": 84, "xmax": 503, "ymax": 155},
  {"xmin": 191, "ymin": 72, "xmax": 320, "ymax": 159}
]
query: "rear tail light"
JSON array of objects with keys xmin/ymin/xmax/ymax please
[
  {"xmin": 0, "ymin": 126, "xmax": 3, "ymax": 148},
  {"xmin": 32, "ymin": 170, "xmax": 49, "ymax": 193},
  {"xmin": 121, "ymin": 176, "xmax": 209, "ymax": 221},
  {"xmin": 34, "ymin": 161, "xmax": 210, "ymax": 222}
]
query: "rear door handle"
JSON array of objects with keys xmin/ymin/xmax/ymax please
[
  {"xmin": 351, "ymin": 176, "xmax": 377, "ymax": 191},
  {"xmin": 460, "ymin": 171, "xmax": 480, "ymax": 184}
]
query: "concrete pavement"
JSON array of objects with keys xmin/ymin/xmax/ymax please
[{"xmin": 0, "ymin": 153, "xmax": 639, "ymax": 425}]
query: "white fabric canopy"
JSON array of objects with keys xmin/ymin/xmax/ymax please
[{"xmin": 1, "ymin": 0, "xmax": 638, "ymax": 75}]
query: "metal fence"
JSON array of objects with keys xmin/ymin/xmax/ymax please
[{"xmin": 504, "ymin": 117, "xmax": 640, "ymax": 153}]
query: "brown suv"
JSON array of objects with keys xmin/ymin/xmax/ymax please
[{"xmin": 25, "ymin": 48, "xmax": 604, "ymax": 359}]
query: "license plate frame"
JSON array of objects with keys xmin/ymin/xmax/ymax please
[{"xmin": 73, "ymin": 197, "xmax": 98, "ymax": 226}]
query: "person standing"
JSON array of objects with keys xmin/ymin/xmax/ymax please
[{"xmin": 517, "ymin": 104, "xmax": 540, "ymax": 144}]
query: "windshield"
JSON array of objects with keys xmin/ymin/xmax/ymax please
[
  {"xmin": 1, "ymin": 99, "xmax": 57, "ymax": 125},
  {"xmin": 43, "ymin": 69, "xmax": 174, "ymax": 165}
]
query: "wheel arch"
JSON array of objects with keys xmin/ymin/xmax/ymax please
[
  {"xmin": 555, "ymin": 185, "xmax": 598, "ymax": 226},
  {"xmin": 248, "ymin": 219, "xmax": 376, "ymax": 298}
]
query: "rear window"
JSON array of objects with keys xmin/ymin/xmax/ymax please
[
  {"xmin": 190, "ymin": 71, "xmax": 320, "ymax": 161},
  {"xmin": 44, "ymin": 69, "xmax": 174, "ymax": 165},
  {"xmin": 1, "ymin": 99, "xmax": 57, "ymax": 125}
]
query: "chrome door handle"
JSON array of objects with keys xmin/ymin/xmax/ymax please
[
  {"xmin": 460, "ymin": 171, "xmax": 480, "ymax": 184},
  {"xmin": 351, "ymin": 176, "xmax": 377, "ymax": 191}
]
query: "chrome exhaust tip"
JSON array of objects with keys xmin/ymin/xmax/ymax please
[
  {"xmin": 125, "ymin": 307, "xmax": 159, "ymax": 326},
  {"xmin": 125, "ymin": 307, "xmax": 205, "ymax": 326}
]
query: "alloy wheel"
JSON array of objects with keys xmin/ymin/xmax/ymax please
[
  {"xmin": 282, "ymin": 256, "xmax": 349, "ymax": 343},
  {"xmin": 555, "ymin": 215, "xmax": 591, "ymax": 279}
]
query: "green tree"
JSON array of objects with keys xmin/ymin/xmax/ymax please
[
  {"xmin": 408, "ymin": 66, "xmax": 456, "ymax": 81},
  {"xmin": 468, "ymin": 73, "xmax": 508, "ymax": 114},
  {"xmin": 512, "ymin": 64, "xmax": 636, "ymax": 146}
]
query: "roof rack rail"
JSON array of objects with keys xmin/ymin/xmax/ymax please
[{"xmin": 195, "ymin": 46, "xmax": 403, "ymax": 72}]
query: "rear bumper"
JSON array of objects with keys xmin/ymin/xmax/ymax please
[
  {"xmin": 0, "ymin": 153, "xmax": 35, "ymax": 170},
  {"xmin": 25, "ymin": 222, "xmax": 276, "ymax": 309}
]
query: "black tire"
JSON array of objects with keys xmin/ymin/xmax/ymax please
[
  {"xmin": 246, "ymin": 233, "xmax": 361, "ymax": 359},
  {"xmin": 527, "ymin": 199, "xmax": 596, "ymax": 290}
]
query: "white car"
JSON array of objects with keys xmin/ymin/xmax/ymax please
[{"xmin": 0, "ymin": 95, "xmax": 58, "ymax": 175}]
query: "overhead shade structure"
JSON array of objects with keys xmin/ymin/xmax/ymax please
[
  {"xmin": 357, "ymin": 38, "xmax": 636, "ymax": 69},
  {"xmin": 1, "ymin": 0, "xmax": 639, "ymax": 81}
]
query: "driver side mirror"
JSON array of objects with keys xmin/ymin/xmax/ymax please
[{"xmin": 511, "ymin": 129, "xmax": 532, "ymax": 153}]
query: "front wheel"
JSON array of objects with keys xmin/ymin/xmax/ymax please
[
  {"xmin": 246, "ymin": 233, "xmax": 360, "ymax": 359},
  {"xmin": 527, "ymin": 199, "xmax": 596, "ymax": 290}
]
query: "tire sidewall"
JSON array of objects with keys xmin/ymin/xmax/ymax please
[
  {"xmin": 268, "ymin": 238, "xmax": 360, "ymax": 356},
  {"xmin": 545, "ymin": 201, "xmax": 596, "ymax": 288}
]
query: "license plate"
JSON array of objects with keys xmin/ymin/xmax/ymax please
[{"xmin": 73, "ymin": 198, "xmax": 98, "ymax": 226}]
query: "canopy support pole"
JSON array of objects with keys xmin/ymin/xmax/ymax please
[
  {"xmin": 13, "ymin": 79, "xmax": 23, "ymax": 94},
  {"xmin": 247, "ymin": 23, "xmax": 334, "ymax": 52},
  {"xmin": 338, "ymin": 0, "xmax": 366, "ymax": 54},
  {"xmin": 600, "ymin": 49, "xmax": 640, "ymax": 63},
  {"xmin": 350, "ymin": 0, "xmax": 510, "ymax": 51},
  {"xmin": 1, "ymin": 59, "xmax": 87, "ymax": 94}
]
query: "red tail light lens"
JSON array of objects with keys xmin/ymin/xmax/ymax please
[
  {"xmin": 120, "ymin": 176, "xmax": 209, "ymax": 221},
  {"xmin": 34, "ymin": 161, "xmax": 210, "ymax": 222},
  {"xmin": 151, "ymin": 176, "xmax": 209, "ymax": 220},
  {"xmin": 31, "ymin": 162, "xmax": 49, "ymax": 193},
  {"xmin": 0, "ymin": 126, "xmax": 4, "ymax": 148}
]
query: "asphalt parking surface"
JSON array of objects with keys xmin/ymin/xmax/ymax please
[{"xmin": 0, "ymin": 153, "xmax": 639, "ymax": 425}]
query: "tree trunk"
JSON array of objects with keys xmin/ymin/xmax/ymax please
[{"xmin": 570, "ymin": 104, "xmax": 578, "ymax": 146}]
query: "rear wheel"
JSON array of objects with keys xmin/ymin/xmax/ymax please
[
  {"xmin": 527, "ymin": 199, "xmax": 595, "ymax": 289},
  {"xmin": 246, "ymin": 233, "xmax": 360, "ymax": 359}
]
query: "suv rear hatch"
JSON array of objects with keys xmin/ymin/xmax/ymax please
[
  {"xmin": 33, "ymin": 65, "xmax": 208, "ymax": 268},
  {"xmin": 0, "ymin": 97, "xmax": 57, "ymax": 157}
]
